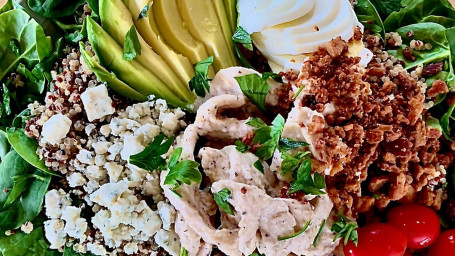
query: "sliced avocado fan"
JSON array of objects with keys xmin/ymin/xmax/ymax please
[
  {"xmin": 177, "ymin": 0, "xmax": 238, "ymax": 71},
  {"xmin": 153, "ymin": 0, "xmax": 215, "ymax": 77},
  {"xmin": 223, "ymin": 0, "xmax": 238, "ymax": 33},
  {"xmin": 122, "ymin": 0, "xmax": 195, "ymax": 85},
  {"xmin": 86, "ymin": 16, "xmax": 191, "ymax": 110},
  {"xmin": 99, "ymin": 0, "xmax": 196, "ymax": 104},
  {"xmin": 79, "ymin": 42, "xmax": 147, "ymax": 102}
]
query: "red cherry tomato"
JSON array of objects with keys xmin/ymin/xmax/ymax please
[
  {"xmin": 344, "ymin": 223, "xmax": 407, "ymax": 256},
  {"xmin": 428, "ymin": 230, "xmax": 455, "ymax": 256},
  {"xmin": 387, "ymin": 204, "xmax": 440, "ymax": 249}
]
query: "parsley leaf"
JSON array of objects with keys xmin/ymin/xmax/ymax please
[
  {"xmin": 248, "ymin": 115, "xmax": 285, "ymax": 160},
  {"xmin": 289, "ymin": 158, "xmax": 326, "ymax": 195},
  {"xmin": 137, "ymin": 3, "xmax": 150, "ymax": 21},
  {"xmin": 246, "ymin": 118, "xmax": 267, "ymax": 128},
  {"xmin": 189, "ymin": 56, "xmax": 214, "ymax": 97},
  {"xmin": 235, "ymin": 74, "xmax": 271, "ymax": 111},
  {"xmin": 180, "ymin": 247, "xmax": 188, "ymax": 256},
  {"xmin": 123, "ymin": 25, "xmax": 141, "ymax": 61},
  {"xmin": 254, "ymin": 160, "xmax": 264, "ymax": 173},
  {"xmin": 232, "ymin": 26, "xmax": 253, "ymax": 51},
  {"xmin": 331, "ymin": 212, "xmax": 359, "ymax": 246},
  {"xmin": 262, "ymin": 72, "xmax": 283, "ymax": 83},
  {"xmin": 312, "ymin": 219, "xmax": 326, "ymax": 246},
  {"xmin": 280, "ymin": 151, "xmax": 310, "ymax": 176},
  {"xmin": 214, "ymin": 188, "xmax": 235, "ymax": 216},
  {"xmin": 235, "ymin": 140, "xmax": 250, "ymax": 153},
  {"xmin": 278, "ymin": 220, "xmax": 311, "ymax": 241},
  {"xmin": 164, "ymin": 148, "xmax": 202, "ymax": 191},
  {"xmin": 129, "ymin": 133, "xmax": 174, "ymax": 172},
  {"xmin": 278, "ymin": 138, "xmax": 309, "ymax": 153},
  {"xmin": 441, "ymin": 104, "xmax": 455, "ymax": 141}
]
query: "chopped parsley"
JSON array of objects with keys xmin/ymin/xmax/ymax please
[
  {"xmin": 163, "ymin": 147, "xmax": 202, "ymax": 193},
  {"xmin": 235, "ymin": 140, "xmax": 250, "ymax": 153},
  {"xmin": 235, "ymin": 74, "xmax": 271, "ymax": 111},
  {"xmin": 312, "ymin": 219, "xmax": 326, "ymax": 246},
  {"xmin": 137, "ymin": 3, "xmax": 150, "ymax": 21},
  {"xmin": 292, "ymin": 85, "xmax": 304, "ymax": 100},
  {"xmin": 214, "ymin": 188, "xmax": 235, "ymax": 216},
  {"xmin": 253, "ymin": 160, "xmax": 264, "ymax": 173},
  {"xmin": 331, "ymin": 212, "xmax": 359, "ymax": 246},
  {"xmin": 278, "ymin": 138, "xmax": 309, "ymax": 153},
  {"xmin": 189, "ymin": 56, "xmax": 214, "ymax": 97},
  {"xmin": 262, "ymin": 72, "xmax": 283, "ymax": 83},
  {"xmin": 278, "ymin": 220, "xmax": 311, "ymax": 241},
  {"xmin": 129, "ymin": 133, "xmax": 173, "ymax": 172},
  {"xmin": 123, "ymin": 25, "xmax": 141, "ymax": 61},
  {"xmin": 180, "ymin": 247, "xmax": 188, "ymax": 256},
  {"xmin": 288, "ymin": 157, "xmax": 326, "ymax": 195},
  {"xmin": 232, "ymin": 26, "xmax": 253, "ymax": 51},
  {"xmin": 247, "ymin": 115, "xmax": 285, "ymax": 160}
]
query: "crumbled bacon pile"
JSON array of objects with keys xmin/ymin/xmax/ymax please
[{"xmin": 293, "ymin": 37, "xmax": 454, "ymax": 217}]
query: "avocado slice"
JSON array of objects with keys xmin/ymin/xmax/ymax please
[
  {"xmin": 79, "ymin": 42, "xmax": 147, "ymax": 101},
  {"xmin": 86, "ymin": 16, "xmax": 191, "ymax": 110},
  {"xmin": 153, "ymin": 0, "xmax": 214, "ymax": 76},
  {"xmin": 99, "ymin": 0, "xmax": 195, "ymax": 103},
  {"xmin": 177, "ymin": 0, "xmax": 238, "ymax": 71},
  {"xmin": 213, "ymin": 0, "xmax": 235, "ymax": 49},
  {"xmin": 223, "ymin": 0, "xmax": 238, "ymax": 33},
  {"xmin": 122, "ymin": 0, "xmax": 194, "ymax": 85}
]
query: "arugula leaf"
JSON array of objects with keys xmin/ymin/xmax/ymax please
[
  {"xmin": 331, "ymin": 212, "xmax": 359, "ymax": 246},
  {"xmin": 137, "ymin": 3, "xmax": 150, "ymax": 21},
  {"xmin": 235, "ymin": 74, "xmax": 271, "ymax": 111},
  {"xmin": 189, "ymin": 56, "xmax": 214, "ymax": 97},
  {"xmin": 232, "ymin": 26, "xmax": 253, "ymax": 51},
  {"xmin": 180, "ymin": 247, "xmax": 188, "ymax": 256},
  {"xmin": 355, "ymin": 0, "xmax": 386, "ymax": 38},
  {"xmin": 312, "ymin": 219, "xmax": 326, "ymax": 246},
  {"xmin": 214, "ymin": 188, "xmax": 235, "ymax": 216},
  {"xmin": 278, "ymin": 220, "xmax": 311, "ymax": 241},
  {"xmin": 441, "ymin": 104, "xmax": 455, "ymax": 141},
  {"xmin": 254, "ymin": 160, "xmax": 264, "ymax": 173},
  {"xmin": 235, "ymin": 140, "xmax": 250, "ymax": 153},
  {"xmin": 27, "ymin": 0, "xmax": 86, "ymax": 18},
  {"xmin": 249, "ymin": 115, "xmax": 285, "ymax": 160},
  {"xmin": 130, "ymin": 133, "xmax": 174, "ymax": 172},
  {"xmin": 164, "ymin": 148, "xmax": 202, "ymax": 191},
  {"xmin": 278, "ymin": 138, "xmax": 309, "ymax": 153},
  {"xmin": 123, "ymin": 25, "xmax": 142, "ymax": 61}
]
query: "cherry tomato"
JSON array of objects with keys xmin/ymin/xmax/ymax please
[
  {"xmin": 428, "ymin": 230, "xmax": 455, "ymax": 256},
  {"xmin": 387, "ymin": 204, "xmax": 440, "ymax": 249},
  {"xmin": 344, "ymin": 223, "xmax": 407, "ymax": 256}
]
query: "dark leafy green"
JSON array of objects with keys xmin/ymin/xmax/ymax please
[
  {"xmin": 214, "ymin": 188, "xmax": 235, "ymax": 216},
  {"xmin": 262, "ymin": 72, "xmax": 283, "ymax": 83},
  {"xmin": 189, "ymin": 56, "xmax": 214, "ymax": 97},
  {"xmin": 16, "ymin": 63, "xmax": 45, "ymax": 94},
  {"xmin": 247, "ymin": 115, "xmax": 284, "ymax": 160},
  {"xmin": 180, "ymin": 247, "xmax": 188, "ymax": 256},
  {"xmin": 0, "ymin": 130, "xmax": 10, "ymax": 163},
  {"xmin": 354, "ymin": 0, "xmax": 386, "ymax": 38},
  {"xmin": 27, "ymin": 0, "xmax": 86, "ymax": 18},
  {"xmin": 331, "ymin": 212, "xmax": 359, "ymax": 246},
  {"xmin": 130, "ymin": 133, "xmax": 174, "ymax": 172},
  {"xmin": 123, "ymin": 25, "xmax": 141, "ymax": 61},
  {"xmin": 369, "ymin": 0, "xmax": 402, "ymax": 19},
  {"xmin": 6, "ymin": 128, "xmax": 55, "ymax": 176},
  {"xmin": 441, "ymin": 104, "xmax": 455, "ymax": 141},
  {"xmin": 278, "ymin": 220, "xmax": 311, "ymax": 241},
  {"xmin": 232, "ymin": 27, "xmax": 254, "ymax": 69},
  {"xmin": 64, "ymin": 245, "xmax": 95, "ymax": 255},
  {"xmin": 235, "ymin": 74, "xmax": 271, "ymax": 111}
]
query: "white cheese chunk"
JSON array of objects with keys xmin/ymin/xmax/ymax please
[
  {"xmin": 41, "ymin": 114, "xmax": 72, "ymax": 145},
  {"xmin": 67, "ymin": 172, "xmax": 87, "ymax": 187},
  {"xmin": 81, "ymin": 84, "xmax": 115, "ymax": 122},
  {"xmin": 154, "ymin": 229, "xmax": 180, "ymax": 256},
  {"xmin": 45, "ymin": 189, "xmax": 72, "ymax": 219},
  {"xmin": 62, "ymin": 206, "xmax": 88, "ymax": 241},
  {"xmin": 44, "ymin": 220, "xmax": 67, "ymax": 249}
]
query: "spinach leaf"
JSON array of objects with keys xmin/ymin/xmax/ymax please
[
  {"xmin": 369, "ymin": 0, "xmax": 402, "ymax": 19},
  {"xmin": 213, "ymin": 188, "xmax": 235, "ymax": 216},
  {"xmin": 354, "ymin": 0, "xmax": 386, "ymax": 38},
  {"xmin": 16, "ymin": 63, "xmax": 45, "ymax": 94},
  {"xmin": 189, "ymin": 56, "xmax": 214, "ymax": 97},
  {"xmin": 0, "ymin": 130, "xmax": 10, "ymax": 163},
  {"xmin": 384, "ymin": 0, "xmax": 455, "ymax": 30},
  {"xmin": 235, "ymin": 74, "xmax": 271, "ymax": 111},
  {"xmin": 64, "ymin": 245, "xmax": 95, "ymax": 255},
  {"xmin": 86, "ymin": 0, "xmax": 99, "ymax": 16},
  {"xmin": 27, "ymin": 0, "xmax": 86, "ymax": 18},
  {"xmin": 0, "ymin": 0, "xmax": 14, "ymax": 14},
  {"xmin": 129, "ymin": 133, "xmax": 174, "ymax": 172},
  {"xmin": 6, "ymin": 128, "xmax": 55, "ymax": 176},
  {"xmin": 123, "ymin": 25, "xmax": 142, "ymax": 61}
]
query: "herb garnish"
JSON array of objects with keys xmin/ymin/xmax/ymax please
[
  {"xmin": 312, "ymin": 219, "xmax": 326, "ymax": 246},
  {"xmin": 129, "ymin": 133, "xmax": 174, "ymax": 172},
  {"xmin": 292, "ymin": 85, "xmax": 304, "ymax": 100},
  {"xmin": 331, "ymin": 212, "xmax": 359, "ymax": 246},
  {"xmin": 262, "ymin": 72, "xmax": 283, "ymax": 83},
  {"xmin": 235, "ymin": 74, "xmax": 271, "ymax": 111},
  {"xmin": 246, "ymin": 115, "xmax": 285, "ymax": 160},
  {"xmin": 164, "ymin": 148, "xmax": 202, "ymax": 194},
  {"xmin": 254, "ymin": 160, "xmax": 264, "ymax": 173},
  {"xmin": 232, "ymin": 26, "xmax": 253, "ymax": 51},
  {"xmin": 214, "ymin": 188, "xmax": 235, "ymax": 216},
  {"xmin": 235, "ymin": 140, "xmax": 250, "ymax": 153},
  {"xmin": 278, "ymin": 220, "xmax": 311, "ymax": 241},
  {"xmin": 278, "ymin": 138, "xmax": 309, "ymax": 153},
  {"xmin": 180, "ymin": 247, "xmax": 188, "ymax": 256},
  {"xmin": 123, "ymin": 25, "xmax": 142, "ymax": 61},
  {"xmin": 288, "ymin": 156, "xmax": 326, "ymax": 195},
  {"xmin": 137, "ymin": 3, "xmax": 150, "ymax": 21},
  {"xmin": 189, "ymin": 56, "xmax": 214, "ymax": 97}
]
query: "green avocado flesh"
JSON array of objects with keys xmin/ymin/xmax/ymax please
[
  {"xmin": 99, "ymin": 0, "xmax": 196, "ymax": 103},
  {"xmin": 86, "ymin": 16, "xmax": 191, "ymax": 109},
  {"xmin": 82, "ymin": 0, "xmax": 238, "ymax": 108}
]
